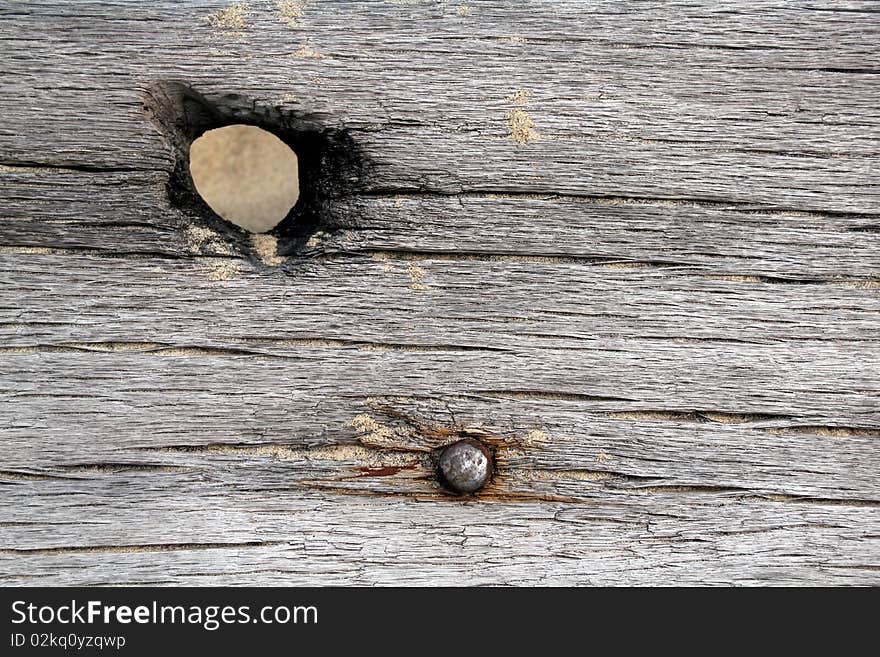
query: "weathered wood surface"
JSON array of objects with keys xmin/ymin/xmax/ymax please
[{"xmin": 1, "ymin": 1, "xmax": 878, "ymax": 585}]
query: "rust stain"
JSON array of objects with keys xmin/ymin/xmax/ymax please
[{"xmin": 354, "ymin": 462, "xmax": 420, "ymax": 478}]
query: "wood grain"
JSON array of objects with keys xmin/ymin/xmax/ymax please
[{"xmin": 0, "ymin": 0, "xmax": 878, "ymax": 585}]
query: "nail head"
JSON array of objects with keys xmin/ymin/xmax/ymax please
[{"xmin": 438, "ymin": 439, "xmax": 493, "ymax": 494}]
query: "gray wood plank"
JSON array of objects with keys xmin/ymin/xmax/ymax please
[
  {"xmin": 0, "ymin": 0, "xmax": 878, "ymax": 585},
  {"xmin": 1, "ymin": 477, "xmax": 877, "ymax": 586}
]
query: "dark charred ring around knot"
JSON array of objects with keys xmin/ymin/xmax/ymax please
[{"xmin": 143, "ymin": 80, "xmax": 368, "ymax": 262}]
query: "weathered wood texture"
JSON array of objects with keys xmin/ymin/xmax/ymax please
[{"xmin": 1, "ymin": 1, "xmax": 879, "ymax": 585}]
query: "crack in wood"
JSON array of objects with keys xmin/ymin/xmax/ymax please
[
  {"xmin": 358, "ymin": 190, "xmax": 880, "ymax": 219},
  {"xmin": 605, "ymin": 409, "xmax": 791, "ymax": 424},
  {"xmin": 349, "ymin": 249, "xmax": 690, "ymax": 268},
  {"xmin": 50, "ymin": 463, "xmax": 192, "ymax": 474},
  {"xmin": 0, "ymin": 339, "xmax": 506, "ymax": 356},
  {"xmin": 0, "ymin": 541, "xmax": 286, "ymax": 556},
  {"xmin": 0, "ymin": 470, "xmax": 79, "ymax": 482}
]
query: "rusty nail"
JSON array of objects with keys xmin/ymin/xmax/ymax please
[{"xmin": 438, "ymin": 438, "xmax": 493, "ymax": 495}]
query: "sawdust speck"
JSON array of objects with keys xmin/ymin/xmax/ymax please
[
  {"xmin": 709, "ymin": 274, "xmax": 765, "ymax": 283},
  {"xmin": 64, "ymin": 342, "xmax": 162, "ymax": 352},
  {"xmin": 276, "ymin": 0, "xmax": 307, "ymax": 26},
  {"xmin": 185, "ymin": 225, "xmax": 233, "ymax": 256},
  {"xmin": 294, "ymin": 45, "xmax": 323, "ymax": 58},
  {"xmin": 521, "ymin": 429, "xmax": 550, "ymax": 447},
  {"xmin": 1, "ymin": 164, "xmax": 73, "ymax": 174},
  {"xmin": 456, "ymin": 4, "xmax": 472, "ymax": 16},
  {"xmin": 407, "ymin": 264, "xmax": 429, "ymax": 290},
  {"xmin": 206, "ymin": 261, "xmax": 241, "ymax": 281},
  {"xmin": 517, "ymin": 468, "xmax": 613, "ymax": 483},
  {"xmin": 251, "ymin": 234, "xmax": 284, "ymax": 266},
  {"xmin": 163, "ymin": 441, "xmax": 418, "ymax": 470},
  {"xmin": 506, "ymin": 107, "xmax": 540, "ymax": 144},
  {"xmin": 0, "ymin": 246, "xmax": 55, "ymax": 254},
  {"xmin": 848, "ymin": 280, "xmax": 880, "ymax": 290},
  {"xmin": 595, "ymin": 451, "xmax": 612, "ymax": 464},
  {"xmin": 507, "ymin": 89, "xmax": 531, "ymax": 105},
  {"xmin": 203, "ymin": 2, "xmax": 250, "ymax": 35},
  {"xmin": 352, "ymin": 414, "xmax": 401, "ymax": 448}
]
